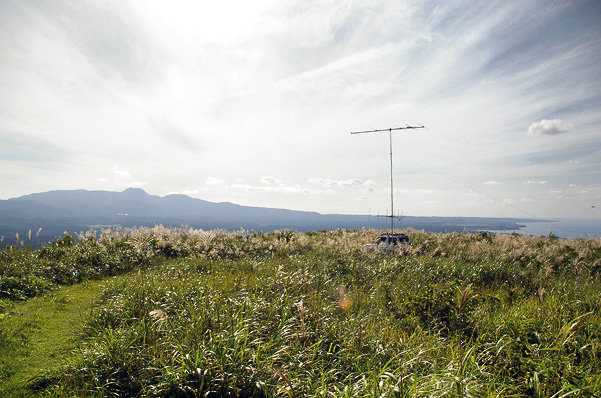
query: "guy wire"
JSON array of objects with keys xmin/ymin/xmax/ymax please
[{"xmin": 404, "ymin": 160, "xmax": 538, "ymax": 218}]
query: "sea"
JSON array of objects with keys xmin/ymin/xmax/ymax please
[{"xmin": 511, "ymin": 218, "xmax": 601, "ymax": 239}]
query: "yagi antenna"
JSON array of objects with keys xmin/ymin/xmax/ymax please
[{"xmin": 351, "ymin": 125, "xmax": 425, "ymax": 235}]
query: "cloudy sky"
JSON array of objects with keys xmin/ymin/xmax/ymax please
[{"xmin": 1, "ymin": 0, "xmax": 600, "ymax": 219}]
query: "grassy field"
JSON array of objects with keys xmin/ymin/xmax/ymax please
[{"xmin": 1, "ymin": 226, "xmax": 600, "ymax": 397}]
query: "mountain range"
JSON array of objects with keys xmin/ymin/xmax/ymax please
[{"xmin": 0, "ymin": 188, "xmax": 532, "ymax": 246}]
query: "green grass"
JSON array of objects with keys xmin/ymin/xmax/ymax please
[
  {"xmin": 0, "ymin": 279, "xmax": 106, "ymax": 396},
  {"xmin": 1, "ymin": 227, "xmax": 600, "ymax": 396}
]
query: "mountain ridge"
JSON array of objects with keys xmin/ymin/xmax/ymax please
[{"xmin": 1, "ymin": 188, "xmax": 534, "ymax": 246}]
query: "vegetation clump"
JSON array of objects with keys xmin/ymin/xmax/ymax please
[{"xmin": 1, "ymin": 227, "xmax": 600, "ymax": 397}]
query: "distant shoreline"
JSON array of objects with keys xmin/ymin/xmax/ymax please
[{"xmin": 509, "ymin": 218, "xmax": 601, "ymax": 239}]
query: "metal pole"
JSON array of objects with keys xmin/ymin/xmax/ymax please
[
  {"xmin": 389, "ymin": 128, "xmax": 394, "ymax": 235},
  {"xmin": 350, "ymin": 124, "xmax": 425, "ymax": 235}
]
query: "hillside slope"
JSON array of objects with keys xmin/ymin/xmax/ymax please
[{"xmin": 0, "ymin": 188, "xmax": 532, "ymax": 245}]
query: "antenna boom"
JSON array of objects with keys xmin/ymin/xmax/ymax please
[{"xmin": 350, "ymin": 125, "xmax": 424, "ymax": 134}]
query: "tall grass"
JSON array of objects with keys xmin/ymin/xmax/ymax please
[{"xmin": 2, "ymin": 227, "xmax": 594, "ymax": 396}]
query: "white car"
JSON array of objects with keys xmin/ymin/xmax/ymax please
[{"xmin": 363, "ymin": 233, "xmax": 412, "ymax": 251}]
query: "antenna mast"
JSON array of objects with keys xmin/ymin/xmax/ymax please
[{"xmin": 351, "ymin": 125, "xmax": 425, "ymax": 235}]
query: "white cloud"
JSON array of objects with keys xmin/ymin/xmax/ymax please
[
  {"xmin": 524, "ymin": 180, "xmax": 548, "ymax": 185},
  {"xmin": 261, "ymin": 176, "xmax": 282, "ymax": 185},
  {"xmin": 111, "ymin": 166, "xmax": 132, "ymax": 179},
  {"xmin": 231, "ymin": 183, "xmax": 317, "ymax": 195},
  {"xmin": 307, "ymin": 178, "xmax": 367, "ymax": 187},
  {"xmin": 528, "ymin": 119, "xmax": 573, "ymax": 136},
  {"xmin": 206, "ymin": 177, "xmax": 225, "ymax": 186},
  {"xmin": 483, "ymin": 180, "xmax": 500, "ymax": 185}
]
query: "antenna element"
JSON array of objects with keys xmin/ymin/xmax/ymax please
[{"xmin": 351, "ymin": 125, "xmax": 425, "ymax": 235}]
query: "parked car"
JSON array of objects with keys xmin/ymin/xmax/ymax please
[{"xmin": 363, "ymin": 233, "xmax": 412, "ymax": 251}]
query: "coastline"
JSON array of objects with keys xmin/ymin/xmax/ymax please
[{"xmin": 511, "ymin": 218, "xmax": 601, "ymax": 239}]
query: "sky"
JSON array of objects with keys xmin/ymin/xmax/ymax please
[{"xmin": 1, "ymin": 0, "xmax": 600, "ymax": 219}]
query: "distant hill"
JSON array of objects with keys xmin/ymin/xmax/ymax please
[{"xmin": 0, "ymin": 188, "xmax": 531, "ymax": 246}]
